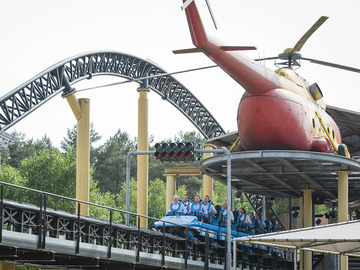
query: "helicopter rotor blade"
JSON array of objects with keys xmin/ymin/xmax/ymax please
[
  {"xmin": 181, "ymin": 0, "xmax": 195, "ymax": 10},
  {"xmin": 254, "ymin": 56, "xmax": 279, "ymax": 61},
  {"xmin": 302, "ymin": 57, "xmax": 360, "ymax": 73},
  {"xmin": 291, "ymin": 16, "xmax": 329, "ymax": 54},
  {"xmin": 205, "ymin": 0, "xmax": 218, "ymax": 29}
]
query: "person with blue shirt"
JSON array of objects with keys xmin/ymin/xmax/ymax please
[
  {"xmin": 182, "ymin": 194, "xmax": 192, "ymax": 213},
  {"xmin": 222, "ymin": 202, "xmax": 234, "ymax": 223},
  {"xmin": 167, "ymin": 195, "xmax": 187, "ymax": 215},
  {"xmin": 254, "ymin": 212, "xmax": 266, "ymax": 232},
  {"xmin": 239, "ymin": 207, "xmax": 251, "ymax": 232},
  {"xmin": 188, "ymin": 195, "xmax": 207, "ymax": 220},
  {"xmin": 201, "ymin": 195, "xmax": 217, "ymax": 223}
]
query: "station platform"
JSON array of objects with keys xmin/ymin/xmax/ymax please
[{"xmin": 199, "ymin": 150, "xmax": 360, "ymax": 202}]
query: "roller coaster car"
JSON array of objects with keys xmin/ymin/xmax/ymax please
[
  {"xmin": 271, "ymin": 220, "xmax": 278, "ymax": 233},
  {"xmin": 265, "ymin": 220, "xmax": 272, "ymax": 233},
  {"xmin": 154, "ymin": 205, "xmax": 278, "ymax": 244},
  {"xmin": 209, "ymin": 205, "xmax": 222, "ymax": 225},
  {"xmin": 156, "ymin": 206, "xmax": 286, "ymax": 267}
]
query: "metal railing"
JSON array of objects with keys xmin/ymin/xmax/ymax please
[{"xmin": 0, "ymin": 180, "xmax": 239, "ymax": 269}]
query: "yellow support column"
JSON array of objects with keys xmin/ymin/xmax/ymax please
[
  {"xmin": 299, "ymin": 196, "xmax": 304, "ymax": 270},
  {"xmin": 301, "ymin": 189, "xmax": 314, "ymax": 270},
  {"xmin": 203, "ymin": 145, "xmax": 214, "ymax": 199},
  {"xmin": 137, "ymin": 88, "xmax": 149, "ymax": 229},
  {"xmin": 66, "ymin": 94, "xmax": 90, "ymax": 216},
  {"xmin": 0, "ymin": 261, "xmax": 12, "ymax": 270},
  {"xmin": 77, "ymin": 98, "xmax": 90, "ymax": 216},
  {"xmin": 165, "ymin": 174, "xmax": 177, "ymax": 211},
  {"xmin": 299, "ymin": 196, "xmax": 304, "ymax": 229},
  {"xmin": 337, "ymin": 171, "xmax": 350, "ymax": 270}
]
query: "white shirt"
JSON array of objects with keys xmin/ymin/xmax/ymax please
[
  {"xmin": 258, "ymin": 217, "xmax": 266, "ymax": 228},
  {"xmin": 168, "ymin": 202, "xmax": 187, "ymax": 214},
  {"xmin": 240, "ymin": 213, "xmax": 251, "ymax": 224},
  {"xmin": 222, "ymin": 208, "xmax": 234, "ymax": 221},
  {"xmin": 189, "ymin": 202, "xmax": 207, "ymax": 214},
  {"xmin": 203, "ymin": 202, "xmax": 217, "ymax": 214}
]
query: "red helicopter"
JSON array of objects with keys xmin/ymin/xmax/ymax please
[{"xmin": 175, "ymin": 0, "xmax": 360, "ymax": 156}]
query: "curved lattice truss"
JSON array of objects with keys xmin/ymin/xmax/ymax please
[{"xmin": 0, "ymin": 51, "xmax": 225, "ymax": 139}]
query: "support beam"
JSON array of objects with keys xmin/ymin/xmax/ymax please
[
  {"xmin": 301, "ymin": 189, "xmax": 314, "ymax": 270},
  {"xmin": 299, "ymin": 196, "xmax": 304, "ymax": 229},
  {"xmin": 67, "ymin": 94, "xmax": 90, "ymax": 217},
  {"xmin": 165, "ymin": 174, "xmax": 177, "ymax": 211},
  {"xmin": 137, "ymin": 88, "xmax": 149, "ymax": 229},
  {"xmin": 164, "ymin": 167, "xmax": 201, "ymax": 175},
  {"xmin": 299, "ymin": 195, "xmax": 304, "ymax": 270},
  {"xmin": 203, "ymin": 145, "xmax": 214, "ymax": 199},
  {"xmin": 0, "ymin": 261, "xmax": 12, "ymax": 270},
  {"xmin": 337, "ymin": 170, "xmax": 350, "ymax": 270},
  {"xmin": 262, "ymin": 196, "xmax": 266, "ymax": 220},
  {"xmin": 77, "ymin": 98, "xmax": 90, "ymax": 216},
  {"xmin": 289, "ymin": 198, "xmax": 293, "ymax": 230}
]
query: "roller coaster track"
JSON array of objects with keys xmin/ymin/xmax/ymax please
[{"xmin": 0, "ymin": 51, "xmax": 225, "ymax": 139}]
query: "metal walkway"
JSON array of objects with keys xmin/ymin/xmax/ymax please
[
  {"xmin": 0, "ymin": 182, "xmax": 295, "ymax": 270},
  {"xmin": 0, "ymin": 199, "xmax": 224, "ymax": 270}
]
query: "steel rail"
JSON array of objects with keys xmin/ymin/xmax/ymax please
[{"xmin": 0, "ymin": 51, "xmax": 225, "ymax": 139}]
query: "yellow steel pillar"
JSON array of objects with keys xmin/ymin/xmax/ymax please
[
  {"xmin": 203, "ymin": 145, "xmax": 214, "ymax": 199},
  {"xmin": 66, "ymin": 94, "xmax": 90, "ymax": 216},
  {"xmin": 165, "ymin": 174, "xmax": 177, "ymax": 211},
  {"xmin": 0, "ymin": 262, "xmax": 12, "ymax": 270},
  {"xmin": 301, "ymin": 189, "xmax": 314, "ymax": 270},
  {"xmin": 299, "ymin": 196, "xmax": 304, "ymax": 228},
  {"xmin": 137, "ymin": 88, "xmax": 149, "ymax": 229},
  {"xmin": 299, "ymin": 195, "xmax": 304, "ymax": 270},
  {"xmin": 337, "ymin": 171, "xmax": 350, "ymax": 270}
]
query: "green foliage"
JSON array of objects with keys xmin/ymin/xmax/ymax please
[
  {"xmin": 176, "ymin": 185, "xmax": 188, "ymax": 199},
  {"xmin": 234, "ymin": 193, "xmax": 252, "ymax": 213},
  {"xmin": 94, "ymin": 129, "xmax": 136, "ymax": 194},
  {"xmin": 117, "ymin": 178, "xmax": 137, "ymax": 226},
  {"xmin": 0, "ymin": 164, "xmax": 27, "ymax": 201},
  {"xmin": 271, "ymin": 198, "xmax": 289, "ymax": 215},
  {"xmin": 198, "ymin": 188, "xmax": 203, "ymax": 199},
  {"xmin": 212, "ymin": 181, "xmax": 227, "ymax": 205},
  {"xmin": 315, "ymin": 204, "xmax": 327, "ymax": 214},
  {"xmin": 61, "ymin": 122, "xmax": 102, "ymax": 151},
  {"xmin": 3, "ymin": 131, "xmax": 55, "ymax": 167},
  {"xmin": 1, "ymin": 146, "xmax": 126, "ymax": 222},
  {"xmin": 148, "ymin": 154, "xmax": 167, "ymax": 183},
  {"xmin": 18, "ymin": 148, "xmax": 77, "ymax": 211},
  {"xmin": 211, "ymin": 182, "xmax": 253, "ymax": 213},
  {"xmin": 174, "ymin": 130, "xmax": 206, "ymax": 146},
  {"xmin": 1, "ymin": 127, "xmax": 277, "ymax": 230},
  {"xmin": 148, "ymin": 178, "xmax": 166, "ymax": 228},
  {"xmin": 60, "ymin": 122, "xmax": 102, "ymax": 166},
  {"xmin": 89, "ymin": 178, "xmax": 121, "ymax": 222}
]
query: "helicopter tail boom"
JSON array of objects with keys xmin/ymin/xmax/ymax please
[
  {"xmin": 182, "ymin": 0, "xmax": 282, "ymax": 95},
  {"xmin": 182, "ymin": 0, "xmax": 208, "ymax": 48}
]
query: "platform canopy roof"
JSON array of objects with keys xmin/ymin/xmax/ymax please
[{"xmin": 234, "ymin": 220, "xmax": 360, "ymax": 257}]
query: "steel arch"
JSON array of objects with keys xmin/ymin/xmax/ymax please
[{"xmin": 0, "ymin": 51, "xmax": 225, "ymax": 139}]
